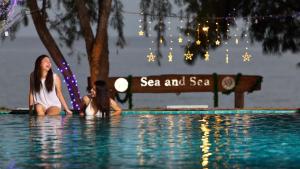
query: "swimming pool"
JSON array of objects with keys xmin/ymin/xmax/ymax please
[{"xmin": 0, "ymin": 111, "xmax": 300, "ymax": 168}]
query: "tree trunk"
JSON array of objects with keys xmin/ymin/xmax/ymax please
[
  {"xmin": 99, "ymin": 32, "xmax": 109, "ymax": 81},
  {"xmin": 27, "ymin": 0, "xmax": 81, "ymax": 110},
  {"xmin": 89, "ymin": 0, "xmax": 112, "ymax": 85},
  {"xmin": 76, "ymin": 0, "xmax": 111, "ymax": 87}
]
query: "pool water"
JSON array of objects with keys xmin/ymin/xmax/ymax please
[{"xmin": 1, "ymin": 112, "xmax": 300, "ymax": 169}]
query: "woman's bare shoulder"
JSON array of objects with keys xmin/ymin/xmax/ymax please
[{"xmin": 82, "ymin": 95, "xmax": 91, "ymax": 105}]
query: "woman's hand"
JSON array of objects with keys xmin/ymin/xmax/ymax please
[{"xmin": 65, "ymin": 109, "xmax": 73, "ymax": 115}]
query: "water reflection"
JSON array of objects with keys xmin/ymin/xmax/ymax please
[
  {"xmin": 200, "ymin": 116, "xmax": 211, "ymax": 168},
  {"xmin": 132, "ymin": 114, "xmax": 253, "ymax": 168},
  {"xmin": 2, "ymin": 113, "xmax": 300, "ymax": 168},
  {"xmin": 29, "ymin": 115, "xmax": 71, "ymax": 168}
]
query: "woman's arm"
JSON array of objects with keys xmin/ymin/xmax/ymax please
[
  {"xmin": 80, "ymin": 96, "xmax": 90, "ymax": 116},
  {"xmin": 110, "ymin": 98, "xmax": 122, "ymax": 115},
  {"xmin": 28, "ymin": 74, "xmax": 34, "ymax": 113},
  {"xmin": 54, "ymin": 74, "xmax": 72, "ymax": 114}
]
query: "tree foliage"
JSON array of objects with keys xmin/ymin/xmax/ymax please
[{"xmin": 1, "ymin": 0, "xmax": 299, "ymax": 64}]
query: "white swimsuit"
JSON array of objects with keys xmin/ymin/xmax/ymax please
[
  {"xmin": 85, "ymin": 99, "xmax": 102, "ymax": 116},
  {"xmin": 33, "ymin": 73, "xmax": 61, "ymax": 109}
]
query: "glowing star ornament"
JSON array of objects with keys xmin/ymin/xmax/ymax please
[
  {"xmin": 138, "ymin": 30, "xmax": 144, "ymax": 36},
  {"xmin": 215, "ymin": 39, "xmax": 220, "ymax": 46},
  {"xmin": 196, "ymin": 40, "xmax": 201, "ymax": 45},
  {"xmin": 202, "ymin": 26, "xmax": 209, "ymax": 32},
  {"xmin": 168, "ymin": 52, "xmax": 173, "ymax": 62},
  {"xmin": 184, "ymin": 50, "xmax": 193, "ymax": 60},
  {"xmin": 242, "ymin": 52, "xmax": 252, "ymax": 62},
  {"xmin": 178, "ymin": 36, "xmax": 183, "ymax": 43},
  {"xmin": 147, "ymin": 52, "xmax": 156, "ymax": 62},
  {"xmin": 204, "ymin": 51, "xmax": 210, "ymax": 61}
]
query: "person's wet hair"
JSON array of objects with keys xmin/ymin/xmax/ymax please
[{"xmin": 94, "ymin": 80, "xmax": 110, "ymax": 117}]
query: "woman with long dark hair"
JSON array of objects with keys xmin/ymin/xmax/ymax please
[
  {"xmin": 81, "ymin": 80, "xmax": 121, "ymax": 117},
  {"xmin": 28, "ymin": 55, "xmax": 72, "ymax": 115}
]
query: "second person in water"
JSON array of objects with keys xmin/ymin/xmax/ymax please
[{"xmin": 81, "ymin": 80, "xmax": 121, "ymax": 117}]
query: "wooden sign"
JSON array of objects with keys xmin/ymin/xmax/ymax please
[{"xmin": 108, "ymin": 74, "xmax": 262, "ymax": 108}]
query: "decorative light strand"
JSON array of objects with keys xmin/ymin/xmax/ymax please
[
  {"xmin": 215, "ymin": 21, "xmax": 220, "ymax": 46},
  {"xmin": 146, "ymin": 20, "xmax": 156, "ymax": 62},
  {"xmin": 184, "ymin": 28, "xmax": 193, "ymax": 61},
  {"xmin": 242, "ymin": 19, "xmax": 252, "ymax": 62},
  {"xmin": 167, "ymin": 19, "xmax": 173, "ymax": 62},
  {"xmin": 203, "ymin": 20, "xmax": 210, "ymax": 61},
  {"xmin": 138, "ymin": 12, "xmax": 144, "ymax": 36},
  {"xmin": 57, "ymin": 61, "xmax": 81, "ymax": 110},
  {"xmin": 196, "ymin": 23, "xmax": 201, "ymax": 46},
  {"xmin": 178, "ymin": 19, "xmax": 184, "ymax": 44},
  {"xmin": 225, "ymin": 20, "xmax": 230, "ymax": 64},
  {"xmin": 131, "ymin": 10, "xmax": 299, "ymax": 20}
]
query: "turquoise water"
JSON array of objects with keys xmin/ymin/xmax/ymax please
[{"xmin": 1, "ymin": 112, "xmax": 300, "ymax": 168}]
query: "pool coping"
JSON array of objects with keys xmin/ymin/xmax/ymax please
[{"xmin": 1, "ymin": 108, "xmax": 299, "ymax": 115}]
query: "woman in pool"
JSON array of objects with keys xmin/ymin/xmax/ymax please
[
  {"xmin": 81, "ymin": 80, "xmax": 121, "ymax": 117},
  {"xmin": 28, "ymin": 55, "xmax": 73, "ymax": 116}
]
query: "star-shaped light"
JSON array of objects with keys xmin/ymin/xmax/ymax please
[
  {"xmin": 196, "ymin": 40, "xmax": 201, "ymax": 45},
  {"xmin": 215, "ymin": 39, "xmax": 220, "ymax": 46},
  {"xmin": 138, "ymin": 30, "xmax": 144, "ymax": 36},
  {"xmin": 168, "ymin": 52, "xmax": 173, "ymax": 62},
  {"xmin": 204, "ymin": 51, "xmax": 210, "ymax": 61},
  {"xmin": 184, "ymin": 50, "xmax": 193, "ymax": 60},
  {"xmin": 242, "ymin": 52, "xmax": 252, "ymax": 62},
  {"xmin": 178, "ymin": 36, "xmax": 183, "ymax": 43},
  {"xmin": 202, "ymin": 26, "xmax": 209, "ymax": 32},
  {"xmin": 147, "ymin": 52, "xmax": 156, "ymax": 62}
]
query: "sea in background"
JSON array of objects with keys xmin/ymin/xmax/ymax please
[{"xmin": 0, "ymin": 36, "xmax": 299, "ymax": 109}]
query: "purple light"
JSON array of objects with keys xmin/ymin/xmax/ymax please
[{"xmin": 7, "ymin": 0, "xmax": 18, "ymax": 18}]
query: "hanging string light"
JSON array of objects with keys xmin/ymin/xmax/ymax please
[
  {"xmin": 124, "ymin": 9, "xmax": 298, "ymax": 20},
  {"xmin": 178, "ymin": 19, "xmax": 184, "ymax": 43},
  {"xmin": 138, "ymin": 12, "xmax": 144, "ymax": 36},
  {"xmin": 233, "ymin": 18, "xmax": 239, "ymax": 45},
  {"xmin": 242, "ymin": 19, "xmax": 252, "ymax": 62},
  {"xmin": 215, "ymin": 21, "xmax": 221, "ymax": 46},
  {"xmin": 184, "ymin": 30, "xmax": 193, "ymax": 60},
  {"xmin": 196, "ymin": 23, "xmax": 201, "ymax": 46},
  {"xmin": 203, "ymin": 20, "xmax": 210, "ymax": 61},
  {"xmin": 146, "ymin": 20, "xmax": 156, "ymax": 62},
  {"xmin": 167, "ymin": 19, "xmax": 173, "ymax": 62},
  {"xmin": 225, "ymin": 20, "xmax": 230, "ymax": 64}
]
